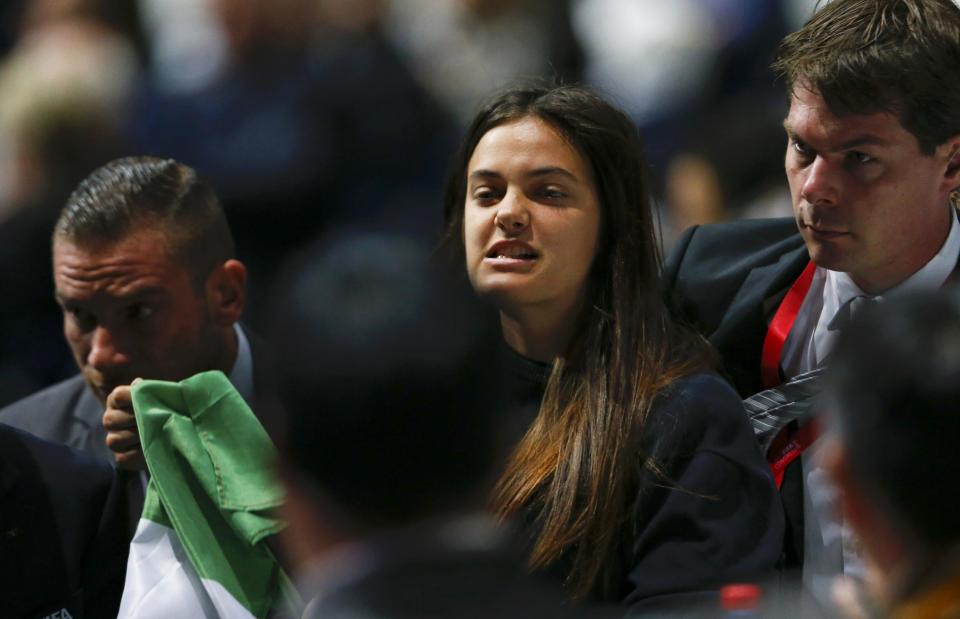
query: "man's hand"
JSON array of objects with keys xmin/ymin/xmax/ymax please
[{"xmin": 103, "ymin": 383, "xmax": 146, "ymax": 471}]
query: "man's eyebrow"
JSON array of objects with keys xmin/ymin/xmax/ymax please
[
  {"xmin": 836, "ymin": 135, "xmax": 890, "ymax": 150},
  {"xmin": 55, "ymin": 286, "xmax": 166, "ymax": 305},
  {"xmin": 782, "ymin": 121, "xmax": 890, "ymax": 149}
]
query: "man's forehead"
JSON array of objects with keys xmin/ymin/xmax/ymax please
[
  {"xmin": 53, "ymin": 232, "xmax": 189, "ymax": 299},
  {"xmin": 785, "ymin": 85, "xmax": 913, "ymax": 147},
  {"xmin": 52, "ymin": 228, "xmax": 188, "ymax": 275}
]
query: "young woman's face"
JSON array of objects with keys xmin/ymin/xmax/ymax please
[{"xmin": 463, "ymin": 117, "xmax": 601, "ymax": 315}]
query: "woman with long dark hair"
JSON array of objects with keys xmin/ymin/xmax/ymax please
[{"xmin": 441, "ymin": 84, "xmax": 783, "ymax": 609}]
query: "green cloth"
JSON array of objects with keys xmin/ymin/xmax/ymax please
[{"xmin": 132, "ymin": 370, "xmax": 290, "ymax": 618}]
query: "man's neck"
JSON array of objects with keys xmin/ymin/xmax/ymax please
[{"xmin": 849, "ymin": 209, "xmax": 956, "ymax": 295}]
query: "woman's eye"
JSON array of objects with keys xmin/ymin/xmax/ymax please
[{"xmin": 471, "ymin": 187, "xmax": 500, "ymax": 204}]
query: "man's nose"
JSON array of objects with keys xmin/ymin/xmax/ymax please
[
  {"xmin": 87, "ymin": 326, "xmax": 130, "ymax": 370},
  {"xmin": 494, "ymin": 191, "xmax": 531, "ymax": 233},
  {"xmin": 800, "ymin": 157, "xmax": 839, "ymax": 206}
]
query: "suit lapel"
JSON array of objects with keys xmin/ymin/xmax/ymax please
[
  {"xmin": 73, "ymin": 386, "xmax": 112, "ymax": 463},
  {"xmin": 713, "ymin": 245, "xmax": 811, "ymax": 396}
]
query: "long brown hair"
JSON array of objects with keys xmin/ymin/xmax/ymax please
[{"xmin": 441, "ymin": 84, "xmax": 715, "ymax": 598}]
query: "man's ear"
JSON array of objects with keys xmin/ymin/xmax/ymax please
[
  {"xmin": 205, "ymin": 259, "xmax": 247, "ymax": 326},
  {"xmin": 941, "ymin": 134, "xmax": 960, "ymax": 194}
]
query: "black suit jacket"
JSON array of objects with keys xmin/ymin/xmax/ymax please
[
  {"xmin": 663, "ymin": 217, "xmax": 808, "ymax": 398},
  {"xmin": 0, "ymin": 423, "xmax": 129, "ymax": 619},
  {"xmin": 663, "ymin": 218, "xmax": 809, "ymax": 569}
]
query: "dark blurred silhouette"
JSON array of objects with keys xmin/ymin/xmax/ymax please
[
  {"xmin": 271, "ymin": 231, "xmax": 607, "ymax": 619},
  {"xmin": 0, "ymin": 0, "xmax": 140, "ymax": 405},
  {"xmin": 127, "ymin": 0, "xmax": 457, "ymax": 326},
  {"xmin": 824, "ymin": 291, "xmax": 960, "ymax": 619},
  {"xmin": 0, "ymin": 422, "xmax": 130, "ymax": 618}
]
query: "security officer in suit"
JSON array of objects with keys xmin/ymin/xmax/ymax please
[
  {"xmin": 664, "ymin": 0, "xmax": 960, "ymax": 613},
  {"xmin": 0, "ymin": 422, "xmax": 129, "ymax": 619},
  {"xmin": 0, "ymin": 156, "xmax": 282, "ymax": 472}
]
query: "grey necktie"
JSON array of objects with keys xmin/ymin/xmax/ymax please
[
  {"xmin": 745, "ymin": 295, "xmax": 877, "ymax": 456},
  {"xmin": 827, "ymin": 294, "xmax": 877, "ymax": 333},
  {"xmin": 744, "ymin": 367, "xmax": 825, "ymax": 455}
]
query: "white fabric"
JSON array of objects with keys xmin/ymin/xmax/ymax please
[{"xmin": 118, "ymin": 518, "xmax": 256, "ymax": 619}]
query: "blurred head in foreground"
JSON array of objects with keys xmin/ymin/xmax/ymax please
[
  {"xmin": 271, "ymin": 231, "xmax": 503, "ymax": 566},
  {"xmin": 824, "ymin": 290, "xmax": 960, "ymax": 610}
]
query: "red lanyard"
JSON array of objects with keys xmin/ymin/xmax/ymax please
[
  {"xmin": 762, "ymin": 254, "xmax": 959, "ymax": 487},
  {"xmin": 768, "ymin": 416, "xmax": 821, "ymax": 488},
  {"xmin": 759, "ymin": 260, "xmax": 818, "ymax": 486},
  {"xmin": 760, "ymin": 261, "xmax": 816, "ymax": 390}
]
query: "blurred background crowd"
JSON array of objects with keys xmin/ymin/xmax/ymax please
[{"xmin": 0, "ymin": 0, "xmax": 819, "ymax": 407}]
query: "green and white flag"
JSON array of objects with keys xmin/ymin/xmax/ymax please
[{"xmin": 118, "ymin": 371, "xmax": 295, "ymax": 619}]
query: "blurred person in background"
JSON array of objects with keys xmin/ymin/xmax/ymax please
[
  {"xmin": 383, "ymin": 0, "xmax": 582, "ymax": 126},
  {"xmin": 664, "ymin": 0, "xmax": 960, "ymax": 613},
  {"xmin": 130, "ymin": 0, "xmax": 455, "ymax": 325},
  {"xmin": 441, "ymin": 83, "xmax": 783, "ymax": 613},
  {"xmin": 272, "ymin": 232, "xmax": 607, "ymax": 619},
  {"xmin": 662, "ymin": 94, "xmax": 792, "ymax": 250},
  {"xmin": 570, "ymin": 0, "xmax": 790, "ymax": 177},
  {"xmin": 823, "ymin": 291, "xmax": 960, "ymax": 619},
  {"xmin": 0, "ymin": 0, "xmax": 142, "ymax": 406}
]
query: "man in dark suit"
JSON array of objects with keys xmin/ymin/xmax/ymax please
[
  {"xmin": 272, "ymin": 233, "xmax": 607, "ymax": 619},
  {"xmin": 664, "ymin": 0, "xmax": 960, "ymax": 612},
  {"xmin": 0, "ymin": 156, "xmax": 281, "ymax": 471},
  {"xmin": 1, "ymin": 422, "xmax": 129, "ymax": 619}
]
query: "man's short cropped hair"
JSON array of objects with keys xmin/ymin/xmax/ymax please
[
  {"xmin": 54, "ymin": 156, "xmax": 235, "ymax": 281},
  {"xmin": 827, "ymin": 290, "xmax": 960, "ymax": 548},
  {"xmin": 773, "ymin": 0, "xmax": 960, "ymax": 154}
]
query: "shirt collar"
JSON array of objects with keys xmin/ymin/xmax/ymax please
[
  {"xmin": 227, "ymin": 323, "xmax": 255, "ymax": 404},
  {"xmin": 825, "ymin": 210, "xmax": 960, "ymax": 305}
]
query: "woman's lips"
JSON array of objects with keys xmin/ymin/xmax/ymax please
[{"xmin": 483, "ymin": 240, "xmax": 539, "ymax": 270}]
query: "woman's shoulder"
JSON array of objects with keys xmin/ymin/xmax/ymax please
[{"xmin": 645, "ymin": 371, "xmax": 754, "ymax": 456}]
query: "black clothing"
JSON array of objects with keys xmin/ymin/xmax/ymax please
[
  {"xmin": 500, "ymin": 348, "xmax": 785, "ymax": 612},
  {"xmin": 0, "ymin": 423, "xmax": 129, "ymax": 619},
  {"xmin": 662, "ymin": 217, "xmax": 807, "ymax": 399},
  {"xmin": 303, "ymin": 517, "xmax": 615, "ymax": 619}
]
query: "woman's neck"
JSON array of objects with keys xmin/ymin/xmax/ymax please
[{"xmin": 499, "ymin": 301, "xmax": 582, "ymax": 363}]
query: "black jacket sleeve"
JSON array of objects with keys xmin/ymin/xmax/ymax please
[{"xmin": 621, "ymin": 373, "xmax": 784, "ymax": 611}]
